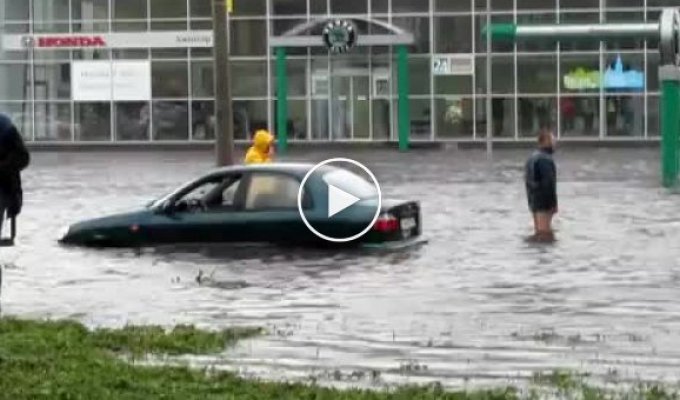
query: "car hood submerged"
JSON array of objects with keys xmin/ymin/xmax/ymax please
[{"xmin": 60, "ymin": 209, "xmax": 151, "ymax": 245}]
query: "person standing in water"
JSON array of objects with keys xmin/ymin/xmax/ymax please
[{"xmin": 524, "ymin": 130, "xmax": 558, "ymax": 240}]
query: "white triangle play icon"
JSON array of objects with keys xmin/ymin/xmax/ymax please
[{"xmin": 328, "ymin": 184, "xmax": 360, "ymax": 218}]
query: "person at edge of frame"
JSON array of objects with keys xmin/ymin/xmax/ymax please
[
  {"xmin": 0, "ymin": 113, "xmax": 30, "ymax": 243},
  {"xmin": 524, "ymin": 129, "xmax": 558, "ymax": 241}
]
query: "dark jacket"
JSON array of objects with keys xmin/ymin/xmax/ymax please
[
  {"xmin": 0, "ymin": 114, "xmax": 30, "ymax": 217},
  {"xmin": 524, "ymin": 149, "xmax": 557, "ymax": 212}
]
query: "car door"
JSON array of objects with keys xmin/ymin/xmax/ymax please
[
  {"xmin": 143, "ymin": 174, "xmax": 245, "ymax": 244},
  {"xmin": 238, "ymin": 172, "xmax": 314, "ymax": 244}
]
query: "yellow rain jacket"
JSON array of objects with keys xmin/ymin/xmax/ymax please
[{"xmin": 244, "ymin": 130, "xmax": 274, "ymax": 164}]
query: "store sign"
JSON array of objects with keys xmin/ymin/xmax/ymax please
[
  {"xmin": 22, "ymin": 35, "xmax": 107, "ymax": 49},
  {"xmin": 322, "ymin": 20, "xmax": 357, "ymax": 54},
  {"xmin": 563, "ymin": 55, "xmax": 644, "ymax": 91},
  {"xmin": 71, "ymin": 61, "xmax": 151, "ymax": 102},
  {"xmin": 432, "ymin": 55, "xmax": 474, "ymax": 76},
  {"xmin": 2, "ymin": 31, "xmax": 213, "ymax": 51}
]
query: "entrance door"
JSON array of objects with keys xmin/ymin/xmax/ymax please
[{"xmin": 330, "ymin": 74, "xmax": 371, "ymax": 140}]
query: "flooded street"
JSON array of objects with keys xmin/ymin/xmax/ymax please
[{"xmin": 2, "ymin": 147, "xmax": 680, "ymax": 389}]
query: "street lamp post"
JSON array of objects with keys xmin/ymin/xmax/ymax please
[{"xmin": 212, "ymin": 0, "xmax": 235, "ymax": 166}]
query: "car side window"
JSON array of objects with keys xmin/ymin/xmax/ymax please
[{"xmin": 244, "ymin": 173, "xmax": 304, "ymax": 211}]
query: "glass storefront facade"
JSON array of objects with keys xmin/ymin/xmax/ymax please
[{"xmin": 0, "ymin": 0, "xmax": 676, "ymax": 143}]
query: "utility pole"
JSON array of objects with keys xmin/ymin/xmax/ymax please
[{"xmin": 212, "ymin": 0, "xmax": 234, "ymax": 166}]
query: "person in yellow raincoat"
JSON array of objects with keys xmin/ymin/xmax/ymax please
[{"xmin": 244, "ymin": 130, "xmax": 274, "ymax": 164}]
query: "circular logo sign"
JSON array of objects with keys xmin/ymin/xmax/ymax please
[{"xmin": 322, "ymin": 20, "xmax": 357, "ymax": 54}]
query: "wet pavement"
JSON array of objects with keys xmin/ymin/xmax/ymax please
[{"xmin": 1, "ymin": 147, "xmax": 680, "ymax": 389}]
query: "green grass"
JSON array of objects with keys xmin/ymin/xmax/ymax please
[{"xmin": 0, "ymin": 317, "xmax": 678, "ymax": 400}]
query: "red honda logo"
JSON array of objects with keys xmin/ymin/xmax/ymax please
[{"xmin": 37, "ymin": 36, "xmax": 106, "ymax": 48}]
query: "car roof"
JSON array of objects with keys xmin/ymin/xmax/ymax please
[{"xmin": 208, "ymin": 162, "xmax": 332, "ymax": 178}]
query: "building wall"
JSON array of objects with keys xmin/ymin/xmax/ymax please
[{"xmin": 0, "ymin": 0, "xmax": 676, "ymax": 143}]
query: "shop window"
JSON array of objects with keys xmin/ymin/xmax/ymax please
[
  {"xmin": 603, "ymin": 53, "xmax": 645, "ymax": 94},
  {"xmin": 606, "ymin": 0, "xmax": 643, "ymax": 7},
  {"xmin": 33, "ymin": 63, "xmax": 71, "ymax": 100},
  {"xmin": 232, "ymin": 61, "xmax": 268, "ymax": 98},
  {"xmin": 435, "ymin": 16, "xmax": 473, "ymax": 54},
  {"xmin": 115, "ymin": 102, "xmax": 150, "ymax": 141},
  {"xmin": 271, "ymin": 99, "xmax": 307, "ymax": 140},
  {"xmin": 153, "ymin": 101, "xmax": 189, "ymax": 140},
  {"xmin": 150, "ymin": 0, "xmax": 186, "ymax": 18},
  {"xmin": 518, "ymin": 97, "xmax": 557, "ymax": 137},
  {"xmin": 272, "ymin": 0, "xmax": 307, "ymax": 15},
  {"xmin": 75, "ymin": 103, "xmax": 111, "ymax": 141},
  {"xmin": 648, "ymin": 0, "xmax": 679, "ymax": 6},
  {"xmin": 559, "ymin": 12, "xmax": 600, "ymax": 51},
  {"xmin": 436, "ymin": 97, "xmax": 474, "ymax": 138},
  {"xmin": 190, "ymin": 0, "xmax": 211, "ymax": 18},
  {"xmin": 271, "ymin": 59, "xmax": 307, "ymax": 97},
  {"xmin": 233, "ymin": 100, "xmax": 268, "ymax": 140},
  {"xmin": 436, "ymin": 0, "xmax": 471, "ymax": 12},
  {"xmin": 0, "ymin": 64, "xmax": 31, "ymax": 101},
  {"xmin": 402, "ymin": 57, "xmax": 431, "ymax": 96},
  {"xmin": 517, "ymin": 13, "xmax": 557, "ymax": 52},
  {"xmin": 34, "ymin": 102, "xmax": 71, "ymax": 141},
  {"xmin": 0, "ymin": 102, "xmax": 33, "ymax": 141},
  {"xmin": 560, "ymin": 96, "xmax": 600, "ymax": 137},
  {"xmin": 152, "ymin": 62, "xmax": 189, "ymax": 98},
  {"xmin": 71, "ymin": 0, "xmax": 108, "ymax": 20},
  {"xmin": 517, "ymin": 0, "xmax": 557, "ymax": 9},
  {"xmin": 330, "ymin": 0, "xmax": 367, "ymax": 14},
  {"xmin": 310, "ymin": 0, "xmax": 327, "ymax": 15},
  {"xmin": 561, "ymin": 53, "xmax": 600, "ymax": 94},
  {"xmin": 33, "ymin": 0, "xmax": 69, "ymax": 21},
  {"xmin": 517, "ymin": 55, "xmax": 557, "ymax": 94},
  {"xmin": 372, "ymin": 0, "xmax": 389, "ymax": 13},
  {"xmin": 191, "ymin": 61, "xmax": 214, "ymax": 98},
  {"xmin": 4, "ymin": 0, "xmax": 30, "ymax": 20},
  {"xmin": 605, "ymin": 96, "xmax": 644, "ymax": 137},
  {"xmin": 232, "ymin": 0, "xmax": 266, "ymax": 16},
  {"xmin": 475, "ymin": 14, "xmax": 514, "ymax": 53},
  {"xmin": 605, "ymin": 12, "xmax": 645, "ymax": 51},
  {"xmin": 474, "ymin": 97, "xmax": 515, "ymax": 138},
  {"xmin": 476, "ymin": 56, "xmax": 515, "ymax": 95},
  {"xmin": 231, "ymin": 20, "xmax": 267, "ymax": 57},
  {"xmin": 191, "ymin": 101, "xmax": 214, "ymax": 140},
  {"xmin": 436, "ymin": 76, "xmax": 473, "ymax": 96},
  {"xmin": 393, "ymin": 17, "xmax": 430, "ymax": 54},
  {"xmin": 392, "ymin": 0, "xmax": 429, "ymax": 13},
  {"xmin": 647, "ymin": 96, "xmax": 659, "ymax": 137},
  {"xmin": 113, "ymin": 0, "xmax": 148, "ymax": 19},
  {"xmin": 560, "ymin": 0, "xmax": 598, "ymax": 8},
  {"xmin": 475, "ymin": 0, "xmax": 512, "ymax": 11}
]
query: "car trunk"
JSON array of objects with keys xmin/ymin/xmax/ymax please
[{"xmin": 363, "ymin": 200, "xmax": 421, "ymax": 243}]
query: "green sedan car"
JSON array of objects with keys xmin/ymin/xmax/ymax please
[{"xmin": 59, "ymin": 163, "xmax": 422, "ymax": 248}]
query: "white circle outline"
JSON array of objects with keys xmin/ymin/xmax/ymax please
[{"xmin": 297, "ymin": 158, "xmax": 382, "ymax": 243}]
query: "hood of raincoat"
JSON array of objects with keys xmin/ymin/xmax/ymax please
[{"xmin": 244, "ymin": 130, "xmax": 274, "ymax": 164}]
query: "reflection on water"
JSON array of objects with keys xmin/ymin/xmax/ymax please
[{"xmin": 1, "ymin": 148, "xmax": 680, "ymax": 388}]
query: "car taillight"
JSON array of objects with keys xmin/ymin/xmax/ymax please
[{"xmin": 373, "ymin": 213, "xmax": 399, "ymax": 233}]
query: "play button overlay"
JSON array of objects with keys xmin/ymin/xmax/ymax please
[
  {"xmin": 298, "ymin": 158, "xmax": 382, "ymax": 243},
  {"xmin": 328, "ymin": 184, "xmax": 360, "ymax": 218}
]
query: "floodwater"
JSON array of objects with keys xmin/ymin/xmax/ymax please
[{"xmin": 2, "ymin": 147, "xmax": 680, "ymax": 389}]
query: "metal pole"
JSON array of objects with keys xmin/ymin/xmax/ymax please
[
  {"xmin": 485, "ymin": 0, "xmax": 492, "ymax": 160},
  {"xmin": 485, "ymin": 23, "xmax": 659, "ymax": 42},
  {"xmin": 212, "ymin": 0, "xmax": 234, "ymax": 166},
  {"xmin": 660, "ymin": 65, "xmax": 680, "ymax": 188},
  {"xmin": 397, "ymin": 45, "xmax": 411, "ymax": 152},
  {"xmin": 276, "ymin": 47, "xmax": 288, "ymax": 154}
]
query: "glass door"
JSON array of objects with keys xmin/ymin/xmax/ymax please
[{"xmin": 352, "ymin": 76, "xmax": 370, "ymax": 139}]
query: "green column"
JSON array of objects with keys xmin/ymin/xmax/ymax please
[
  {"xmin": 660, "ymin": 65, "xmax": 680, "ymax": 188},
  {"xmin": 276, "ymin": 47, "xmax": 288, "ymax": 154},
  {"xmin": 397, "ymin": 45, "xmax": 410, "ymax": 152}
]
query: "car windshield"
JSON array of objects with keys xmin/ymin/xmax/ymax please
[{"xmin": 322, "ymin": 168, "xmax": 377, "ymax": 199}]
